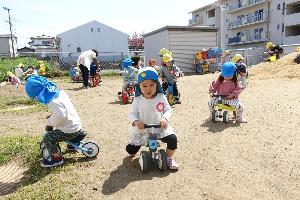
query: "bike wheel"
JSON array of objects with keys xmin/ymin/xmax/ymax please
[
  {"xmin": 81, "ymin": 142, "xmax": 99, "ymax": 158},
  {"xmin": 158, "ymin": 149, "xmax": 168, "ymax": 172},
  {"xmin": 167, "ymin": 94, "xmax": 175, "ymax": 106},
  {"xmin": 139, "ymin": 151, "xmax": 149, "ymax": 173},
  {"xmin": 223, "ymin": 111, "xmax": 229, "ymax": 123}
]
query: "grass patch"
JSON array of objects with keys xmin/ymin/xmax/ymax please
[
  {"xmin": 0, "ymin": 96, "xmax": 46, "ymax": 114},
  {"xmin": 0, "ymin": 135, "xmax": 40, "ymax": 166},
  {"xmin": 1, "ymin": 135, "xmax": 75, "ymax": 199}
]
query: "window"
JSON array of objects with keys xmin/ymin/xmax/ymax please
[
  {"xmin": 77, "ymin": 47, "xmax": 81, "ymax": 52},
  {"xmin": 277, "ymin": 4, "xmax": 281, "ymax": 10},
  {"xmin": 207, "ymin": 9, "xmax": 215, "ymax": 18},
  {"xmin": 282, "ymin": 2, "xmax": 285, "ymax": 15},
  {"xmin": 97, "ymin": 28, "xmax": 100, "ymax": 32},
  {"xmin": 282, "ymin": 23, "xmax": 284, "ymax": 33},
  {"xmin": 91, "ymin": 28, "xmax": 93, "ymax": 32},
  {"xmin": 277, "ymin": 24, "xmax": 280, "ymax": 30},
  {"xmin": 42, "ymin": 41, "xmax": 50, "ymax": 45},
  {"xmin": 67, "ymin": 44, "xmax": 71, "ymax": 47}
]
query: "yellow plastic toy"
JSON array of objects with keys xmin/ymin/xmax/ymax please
[{"xmin": 211, "ymin": 94, "xmax": 237, "ymax": 123}]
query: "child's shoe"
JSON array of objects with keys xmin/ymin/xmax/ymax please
[
  {"xmin": 236, "ymin": 116, "xmax": 247, "ymax": 123},
  {"xmin": 41, "ymin": 156, "xmax": 64, "ymax": 168},
  {"xmin": 167, "ymin": 157, "xmax": 179, "ymax": 170}
]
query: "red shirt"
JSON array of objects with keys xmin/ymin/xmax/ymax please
[{"xmin": 209, "ymin": 79, "xmax": 242, "ymax": 98}]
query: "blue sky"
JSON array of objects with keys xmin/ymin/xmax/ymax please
[{"xmin": 0, "ymin": 0, "xmax": 215, "ymax": 48}]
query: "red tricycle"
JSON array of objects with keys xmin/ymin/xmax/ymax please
[{"xmin": 118, "ymin": 82, "xmax": 136, "ymax": 104}]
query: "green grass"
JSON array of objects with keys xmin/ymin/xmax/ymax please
[{"xmin": 0, "ymin": 135, "xmax": 75, "ymax": 199}]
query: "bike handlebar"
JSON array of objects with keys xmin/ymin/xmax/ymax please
[{"xmin": 144, "ymin": 124, "xmax": 161, "ymax": 129}]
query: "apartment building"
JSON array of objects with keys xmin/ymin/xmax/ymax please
[
  {"xmin": 188, "ymin": 2, "xmax": 222, "ymax": 48},
  {"xmin": 219, "ymin": 0, "xmax": 300, "ymax": 49}
]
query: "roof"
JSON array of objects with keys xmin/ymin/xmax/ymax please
[
  {"xmin": 188, "ymin": 2, "xmax": 218, "ymax": 14},
  {"xmin": 144, "ymin": 26, "xmax": 219, "ymax": 37},
  {"xmin": 30, "ymin": 34, "xmax": 55, "ymax": 40},
  {"xmin": 57, "ymin": 20, "xmax": 129, "ymax": 37},
  {"xmin": 0, "ymin": 34, "xmax": 17, "ymax": 38}
]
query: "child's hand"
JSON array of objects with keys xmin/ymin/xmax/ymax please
[
  {"xmin": 133, "ymin": 120, "xmax": 144, "ymax": 129},
  {"xmin": 45, "ymin": 112, "xmax": 52, "ymax": 119},
  {"xmin": 224, "ymin": 94, "xmax": 235, "ymax": 99},
  {"xmin": 160, "ymin": 117, "xmax": 168, "ymax": 128}
]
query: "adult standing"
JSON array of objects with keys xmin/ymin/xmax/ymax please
[{"xmin": 77, "ymin": 49, "xmax": 99, "ymax": 89}]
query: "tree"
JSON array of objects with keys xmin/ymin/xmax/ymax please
[{"xmin": 128, "ymin": 32, "xmax": 144, "ymax": 51}]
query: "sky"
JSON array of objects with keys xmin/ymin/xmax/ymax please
[{"xmin": 0, "ymin": 0, "xmax": 215, "ymax": 48}]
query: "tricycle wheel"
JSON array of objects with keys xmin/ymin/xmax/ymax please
[
  {"xmin": 82, "ymin": 142, "xmax": 99, "ymax": 158},
  {"xmin": 212, "ymin": 110, "xmax": 218, "ymax": 122},
  {"xmin": 158, "ymin": 149, "xmax": 168, "ymax": 172},
  {"xmin": 139, "ymin": 151, "xmax": 149, "ymax": 173},
  {"xmin": 223, "ymin": 111, "xmax": 229, "ymax": 123}
]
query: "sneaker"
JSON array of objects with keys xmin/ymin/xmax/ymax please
[
  {"xmin": 175, "ymin": 100, "xmax": 181, "ymax": 104},
  {"xmin": 236, "ymin": 116, "xmax": 247, "ymax": 123},
  {"xmin": 41, "ymin": 156, "xmax": 64, "ymax": 168},
  {"xmin": 167, "ymin": 158, "xmax": 179, "ymax": 170}
]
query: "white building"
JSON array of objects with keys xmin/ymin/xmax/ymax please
[
  {"xmin": 0, "ymin": 34, "xmax": 17, "ymax": 57},
  {"xmin": 218, "ymin": 0, "xmax": 300, "ymax": 49},
  {"xmin": 144, "ymin": 26, "xmax": 219, "ymax": 72},
  {"xmin": 28, "ymin": 34, "xmax": 59, "ymax": 56},
  {"xmin": 188, "ymin": 2, "xmax": 223, "ymax": 48},
  {"xmin": 57, "ymin": 20, "xmax": 129, "ymax": 57}
]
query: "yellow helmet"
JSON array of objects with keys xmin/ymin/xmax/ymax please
[
  {"xmin": 231, "ymin": 54, "xmax": 244, "ymax": 63},
  {"xmin": 162, "ymin": 53, "xmax": 173, "ymax": 63},
  {"xmin": 266, "ymin": 42, "xmax": 273, "ymax": 49},
  {"xmin": 17, "ymin": 63, "xmax": 24, "ymax": 68},
  {"xmin": 159, "ymin": 48, "xmax": 172, "ymax": 56},
  {"xmin": 225, "ymin": 50, "xmax": 230, "ymax": 55},
  {"xmin": 295, "ymin": 46, "xmax": 300, "ymax": 52}
]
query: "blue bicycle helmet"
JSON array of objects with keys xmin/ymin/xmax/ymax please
[
  {"xmin": 122, "ymin": 58, "xmax": 133, "ymax": 68},
  {"xmin": 221, "ymin": 62, "xmax": 236, "ymax": 78}
]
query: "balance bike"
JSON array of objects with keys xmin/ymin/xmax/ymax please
[
  {"xmin": 211, "ymin": 94, "xmax": 236, "ymax": 123},
  {"xmin": 139, "ymin": 124, "xmax": 168, "ymax": 173}
]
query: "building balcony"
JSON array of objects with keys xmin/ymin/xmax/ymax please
[
  {"xmin": 227, "ymin": 31, "xmax": 269, "ymax": 45},
  {"xmin": 228, "ymin": 0, "xmax": 267, "ymax": 14},
  {"xmin": 227, "ymin": 14, "xmax": 268, "ymax": 29},
  {"xmin": 284, "ymin": 12, "xmax": 300, "ymax": 26}
]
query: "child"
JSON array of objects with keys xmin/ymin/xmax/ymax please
[
  {"xmin": 126, "ymin": 67, "xmax": 179, "ymax": 170},
  {"xmin": 231, "ymin": 54, "xmax": 247, "ymax": 88},
  {"xmin": 25, "ymin": 75, "xmax": 85, "ymax": 167},
  {"xmin": 160, "ymin": 53, "xmax": 182, "ymax": 104},
  {"xmin": 24, "ymin": 66, "xmax": 38, "ymax": 80},
  {"xmin": 148, "ymin": 59, "xmax": 160, "ymax": 73},
  {"xmin": 15, "ymin": 63, "xmax": 24, "ymax": 80},
  {"xmin": 7, "ymin": 71, "xmax": 21, "ymax": 86},
  {"xmin": 208, "ymin": 62, "xmax": 247, "ymax": 123},
  {"xmin": 221, "ymin": 50, "xmax": 231, "ymax": 64},
  {"xmin": 131, "ymin": 55, "xmax": 142, "ymax": 70},
  {"xmin": 122, "ymin": 58, "xmax": 139, "ymax": 92}
]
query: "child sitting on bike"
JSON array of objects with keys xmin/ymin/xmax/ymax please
[
  {"xmin": 122, "ymin": 58, "xmax": 139, "ymax": 92},
  {"xmin": 25, "ymin": 75, "xmax": 85, "ymax": 167},
  {"xmin": 126, "ymin": 67, "xmax": 179, "ymax": 170},
  {"xmin": 208, "ymin": 62, "xmax": 247, "ymax": 123},
  {"xmin": 160, "ymin": 53, "xmax": 182, "ymax": 104},
  {"xmin": 231, "ymin": 54, "xmax": 247, "ymax": 89}
]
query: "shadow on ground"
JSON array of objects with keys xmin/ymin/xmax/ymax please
[{"xmin": 101, "ymin": 156, "xmax": 175, "ymax": 195}]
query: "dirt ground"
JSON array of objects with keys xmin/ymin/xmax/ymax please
[{"xmin": 0, "ymin": 65, "xmax": 300, "ymax": 199}]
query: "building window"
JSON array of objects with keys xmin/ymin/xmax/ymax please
[
  {"xmin": 207, "ymin": 9, "xmax": 215, "ymax": 18},
  {"xmin": 282, "ymin": 23, "xmax": 284, "ymax": 33},
  {"xmin": 67, "ymin": 44, "xmax": 71, "ymax": 47},
  {"xmin": 91, "ymin": 28, "xmax": 93, "ymax": 32},
  {"xmin": 77, "ymin": 47, "xmax": 81, "ymax": 52},
  {"xmin": 97, "ymin": 28, "xmax": 100, "ymax": 32},
  {"xmin": 277, "ymin": 4, "xmax": 281, "ymax": 10},
  {"xmin": 277, "ymin": 24, "xmax": 280, "ymax": 30},
  {"xmin": 282, "ymin": 2, "xmax": 285, "ymax": 15}
]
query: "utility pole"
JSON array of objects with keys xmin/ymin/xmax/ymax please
[{"xmin": 3, "ymin": 7, "xmax": 15, "ymax": 58}]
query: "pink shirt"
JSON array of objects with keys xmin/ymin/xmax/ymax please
[{"xmin": 209, "ymin": 79, "xmax": 242, "ymax": 98}]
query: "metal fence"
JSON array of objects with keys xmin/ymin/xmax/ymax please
[{"xmin": 228, "ymin": 44, "xmax": 300, "ymax": 66}]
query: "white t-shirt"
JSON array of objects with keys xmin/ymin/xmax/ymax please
[
  {"xmin": 77, "ymin": 50, "xmax": 97, "ymax": 71},
  {"xmin": 47, "ymin": 90, "xmax": 82, "ymax": 133}
]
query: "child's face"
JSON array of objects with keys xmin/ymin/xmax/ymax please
[
  {"xmin": 224, "ymin": 76, "xmax": 233, "ymax": 80},
  {"xmin": 165, "ymin": 61, "xmax": 172, "ymax": 67},
  {"xmin": 140, "ymin": 79, "xmax": 157, "ymax": 99}
]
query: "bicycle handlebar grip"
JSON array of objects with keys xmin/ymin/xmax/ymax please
[{"xmin": 144, "ymin": 124, "xmax": 161, "ymax": 129}]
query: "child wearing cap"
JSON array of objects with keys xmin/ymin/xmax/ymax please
[
  {"xmin": 122, "ymin": 58, "xmax": 139, "ymax": 92},
  {"xmin": 160, "ymin": 53, "xmax": 182, "ymax": 104},
  {"xmin": 232, "ymin": 54, "xmax": 247, "ymax": 89},
  {"xmin": 208, "ymin": 62, "xmax": 247, "ymax": 123},
  {"xmin": 126, "ymin": 67, "xmax": 179, "ymax": 170},
  {"xmin": 25, "ymin": 75, "xmax": 85, "ymax": 167}
]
